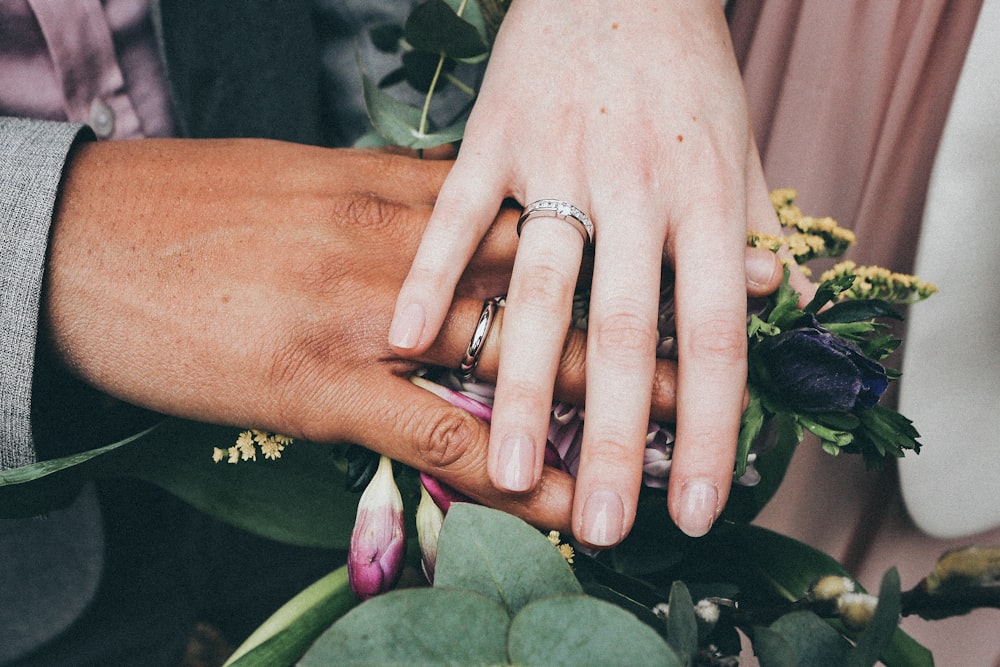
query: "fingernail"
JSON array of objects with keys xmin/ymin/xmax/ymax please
[
  {"xmin": 388, "ymin": 302, "xmax": 425, "ymax": 350},
  {"xmin": 745, "ymin": 248, "xmax": 779, "ymax": 289},
  {"xmin": 497, "ymin": 433, "xmax": 535, "ymax": 492},
  {"xmin": 580, "ymin": 489, "xmax": 625, "ymax": 547},
  {"xmin": 677, "ymin": 478, "xmax": 719, "ymax": 537}
]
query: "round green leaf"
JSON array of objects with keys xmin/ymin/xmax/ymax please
[
  {"xmin": 435, "ymin": 504, "xmax": 581, "ymax": 615},
  {"xmin": 301, "ymin": 588, "xmax": 509, "ymax": 666},
  {"xmin": 508, "ymin": 595, "xmax": 682, "ymax": 667},
  {"xmin": 362, "ymin": 72, "xmax": 466, "ymax": 149},
  {"xmin": 405, "ymin": 0, "xmax": 488, "ymax": 59},
  {"xmin": 664, "ymin": 581, "xmax": 698, "ymax": 661},
  {"xmin": 847, "ymin": 568, "xmax": 902, "ymax": 667},
  {"xmin": 757, "ymin": 611, "xmax": 851, "ymax": 667}
]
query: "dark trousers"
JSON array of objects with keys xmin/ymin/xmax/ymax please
[{"xmin": 9, "ymin": 479, "xmax": 343, "ymax": 667}]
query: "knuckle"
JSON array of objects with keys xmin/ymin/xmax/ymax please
[
  {"xmin": 585, "ymin": 435, "xmax": 643, "ymax": 468},
  {"xmin": 404, "ymin": 262, "xmax": 453, "ymax": 296},
  {"xmin": 512, "ymin": 262, "xmax": 577, "ymax": 313},
  {"xmin": 416, "ymin": 409, "xmax": 484, "ymax": 469},
  {"xmin": 334, "ymin": 190, "xmax": 406, "ymax": 234},
  {"xmin": 682, "ymin": 317, "xmax": 747, "ymax": 363},
  {"xmin": 496, "ymin": 377, "xmax": 552, "ymax": 407},
  {"xmin": 593, "ymin": 309, "xmax": 658, "ymax": 357}
]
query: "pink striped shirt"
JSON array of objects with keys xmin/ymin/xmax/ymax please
[{"xmin": 0, "ymin": 0, "xmax": 174, "ymax": 139}]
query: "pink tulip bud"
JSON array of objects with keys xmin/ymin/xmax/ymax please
[
  {"xmin": 348, "ymin": 455, "xmax": 406, "ymax": 600},
  {"xmin": 410, "ymin": 375, "xmax": 493, "ymax": 422},
  {"xmin": 418, "ymin": 472, "xmax": 470, "ymax": 513}
]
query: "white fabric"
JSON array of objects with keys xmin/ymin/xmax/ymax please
[{"xmin": 898, "ymin": 0, "xmax": 1000, "ymax": 538}]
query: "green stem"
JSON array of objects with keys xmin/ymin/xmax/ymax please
[
  {"xmin": 417, "ymin": 0, "xmax": 471, "ymax": 137},
  {"xmin": 444, "ymin": 73, "xmax": 477, "ymax": 98},
  {"xmin": 418, "ymin": 55, "xmax": 446, "ymax": 137}
]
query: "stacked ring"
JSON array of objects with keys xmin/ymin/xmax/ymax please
[
  {"xmin": 457, "ymin": 296, "xmax": 504, "ymax": 381},
  {"xmin": 516, "ymin": 199, "xmax": 594, "ymax": 245}
]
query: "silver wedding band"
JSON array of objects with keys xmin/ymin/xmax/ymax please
[
  {"xmin": 516, "ymin": 199, "xmax": 594, "ymax": 245},
  {"xmin": 458, "ymin": 296, "xmax": 504, "ymax": 381}
]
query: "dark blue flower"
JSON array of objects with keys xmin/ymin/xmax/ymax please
[{"xmin": 755, "ymin": 314, "xmax": 888, "ymax": 413}]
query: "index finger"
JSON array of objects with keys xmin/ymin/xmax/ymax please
[{"xmin": 349, "ymin": 375, "xmax": 575, "ymax": 532}]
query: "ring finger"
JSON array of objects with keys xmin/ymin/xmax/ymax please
[{"xmin": 485, "ymin": 201, "xmax": 588, "ymax": 493}]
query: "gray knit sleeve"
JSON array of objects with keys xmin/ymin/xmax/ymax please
[{"xmin": 1, "ymin": 117, "xmax": 89, "ymax": 470}]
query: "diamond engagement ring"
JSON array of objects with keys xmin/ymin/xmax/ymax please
[
  {"xmin": 458, "ymin": 296, "xmax": 503, "ymax": 381},
  {"xmin": 516, "ymin": 199, "xmax": 594, "ymax": 245}
]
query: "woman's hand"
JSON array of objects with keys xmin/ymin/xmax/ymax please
[{"xmin": 388, "ymin": 0, "xmax": 809, "ymax": 545}]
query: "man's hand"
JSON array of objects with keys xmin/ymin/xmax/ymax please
[{"xmin": 43, "ymin": 139, "xmax": 783, "ymax": 535}]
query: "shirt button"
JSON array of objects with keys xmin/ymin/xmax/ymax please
[{"xmin": 89, "ymin": 99, "xmax": 115, "ymax": 139}]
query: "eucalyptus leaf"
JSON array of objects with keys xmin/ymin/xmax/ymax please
[
  {"xmin": 362, "ymin": 72, "xmax": 466, "ymax": 148},
  {"xmin": 752, "ymin": 626, "xmax": 799, "ymax": 667},
  {"xmin": 376, "ymin": 66, "xmax": 408, "ymax": 89},
  {"xmin": 224, "ymin": 566, "xmax": 357, "ymax": 667},
  {"xmin": 756, "ymin": 611, "xmax": 851, "ymax": 667},
  {"xmin": 402, "ymin": 50, "xmax": 456, "ymax": 93},
  {"xmin": 301, "ymin": 588, "xmax": 509, "ymax": 666},
  {"xmin": 369, "ymin": 23, "xmax": 403, "ymax": 53},
  {"xmin": 442, "ymin": 0, "xmax": 488, "ymax": 42},
  {"xmin": 507, "ymin": 595, "xmax": 683, "ymax": 667},
  {"xmin": 351, "ymin": 130, "xmax": 389, "ymax": 148},
  {"xmin": 434, "ymin": 503, "xmax": 581, "ymax": 615},
  {"xmin": 726, "ymin": 526, "xmax": 929, "ymax": 666},
  {"xmin": 664, "ymin": 581, "xmax": 698, "ymax": 664},
  {"xmin": 405, "ymin": 0, "xmax": 488, "ymax": 58},
  {"xmin": 847, "ymin": 568, "xmax": 902, "ymax": 667}
]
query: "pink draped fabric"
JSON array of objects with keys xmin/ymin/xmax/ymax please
[{"xmin": 730, "ymin": 2, "xmax": 1000, "ymax": 663}]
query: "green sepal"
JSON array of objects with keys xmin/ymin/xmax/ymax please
[
  {"xmin": 804, "ymin": 274, "xmax": 856, "ymax": 315},
  {"xmin": 816, "ymin": 299, "xmax": 903, "ymax": 324},
  {"xmin": 735, "ymin": 391, "xmax": 766, "ymax": 478}
]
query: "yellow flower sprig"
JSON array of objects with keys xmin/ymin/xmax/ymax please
[
  {"xmin": 750, "ymin": 189, "xmax": 936, "ymax": 304},
  {"xmin": 213, "ymin": 429, "xmax": 294, "ymax": 464},
  {"xmin": 547, "ymin": 530, "xmax": 575, "ymax": 565},
  {"xmin": 760, "ymin": 188, "xmax": 857, "ymax": 265},
  {"xmin": 819, "ymin": 261, "xmax": 938, "ymax": 304}
]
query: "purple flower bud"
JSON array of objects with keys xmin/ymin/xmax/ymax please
[
  {"xmin": 418, "ymin": 472, "xmax": 471, "ymax": 513},
  {"xmin": 416, "ymin": 482, "xmax": 445, "ymax": 583},
  {"xmin": 641, "ymin": 422, "xmax": 675, "ymax": 489},
  {"xmin": 348, "ymin": 455, "xmax": 406, "ymax": 600},
  {"xmin": 756, "ymin": 314, "xmax": 888, "ymax": 412},
  {"xmin": 410, "ymin": 375, "xmax": 493, "ymax": 422}
]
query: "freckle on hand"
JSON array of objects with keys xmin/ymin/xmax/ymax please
[
  {"xmin": 611, "ymin": 22, "xmax": 619, "ymax": 30},
  {"xmin": 677, "ymin": 135, "xmax": 684, "ymax": 143}
]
